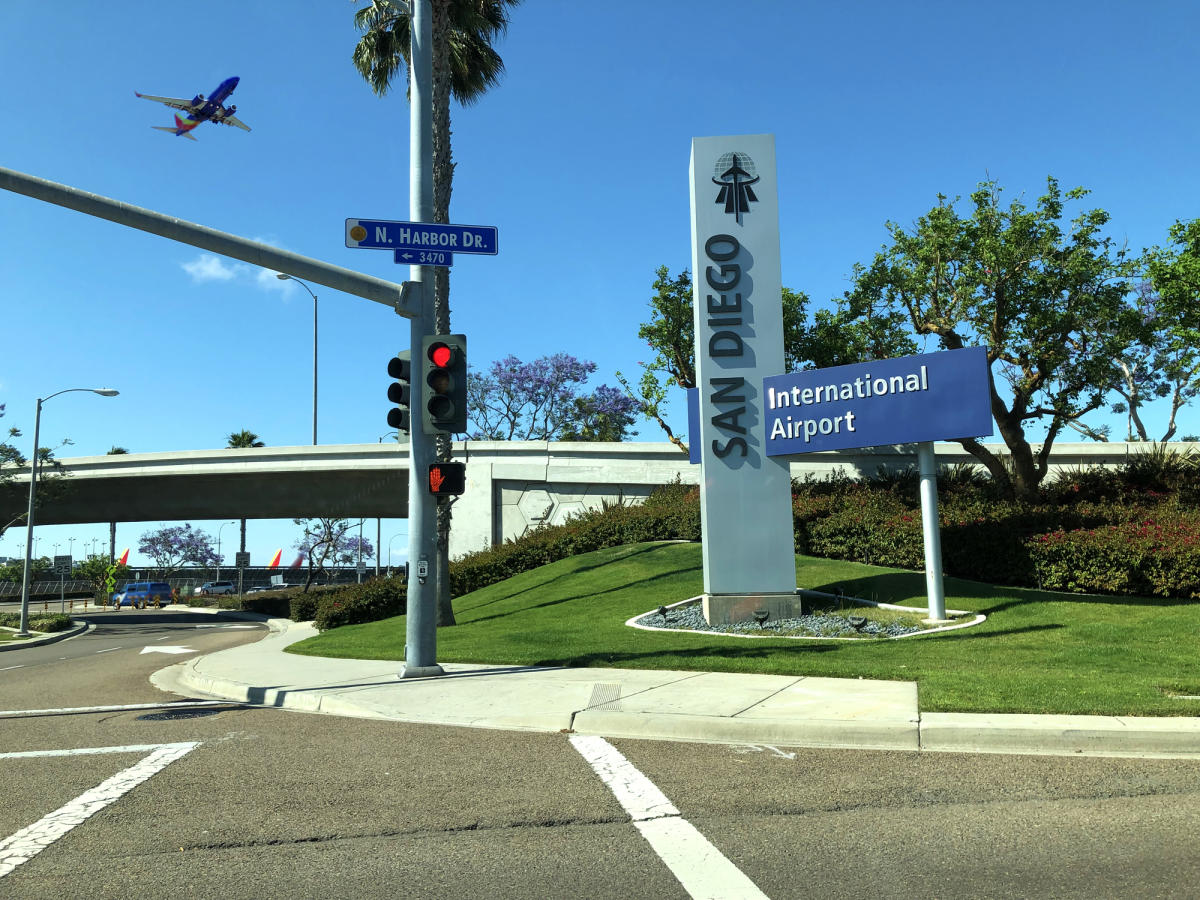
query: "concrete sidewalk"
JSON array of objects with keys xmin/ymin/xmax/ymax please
[{"xmin": 158, "ymin": 616, "xmax": 1200, "ymax": 759}]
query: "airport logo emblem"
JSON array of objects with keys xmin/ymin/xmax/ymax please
[{"xmin": 713, "ymin": 152, "xmax": 759, "ymax": 224}]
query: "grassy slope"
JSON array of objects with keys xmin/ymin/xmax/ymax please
[{"xmin": 288, "ymin": 541, "xmax": 1200, "ymax": 717}]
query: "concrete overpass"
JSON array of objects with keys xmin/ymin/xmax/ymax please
[{"xmin": 2, "ymin": 440, "xmax": 1154, "ymax": 559}]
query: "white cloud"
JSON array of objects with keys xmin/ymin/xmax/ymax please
[
  {"xmin": 181, "ymin": 254, "xmax": 241, "ymax": 282},
  {"xmin": 181, "ymin": 245, "xmax": 298, "ymax": 298}
]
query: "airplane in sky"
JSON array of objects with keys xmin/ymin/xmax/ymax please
[{"xmin": 135, "ymin": 76, "xmax": 250, "ymax": 140}]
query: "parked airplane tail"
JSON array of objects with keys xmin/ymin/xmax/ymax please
[
  {"xmin": 289, "ymin": 553, "xmax": 305, "ymax": 569},
  {"xmin": 267, "ymin": 549, "xmax": 282, "ymax": 569},
  {"xmin": 116, "ymin": 548, "xmax": 130, "ymax": 566}
]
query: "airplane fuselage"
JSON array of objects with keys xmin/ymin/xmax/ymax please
[{"xmin": 186, "ymin": 76, "xmax": 240, "ymax": 124}]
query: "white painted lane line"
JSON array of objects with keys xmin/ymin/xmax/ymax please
[
  {"xmin": 0, "ymin": 700, "xmax": 232, "ymax": 718},
  {"xmin": 139, "ymin": 645, "xmax": 194, "ymax": 655},
  {"xmin": 570, "ymin": 735, "xmax": 769, "ymax": 900},
  {"xmin": 0, "ymin": 665, "xmax": 25, "ymax": 671},
  {"xmin": 95, "ymin": 647, "xmax": 121, "ymax": 654},
  {"xmin": 0, "ymin": 741, "xmax": 200, "ymax": 878},
  {"xmin": 0, "ymin": 743, "xmax": 194, "ymax": 759}
]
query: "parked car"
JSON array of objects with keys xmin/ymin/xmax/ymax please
[
  {"xmin": 111, "ymin": 582, "xmax": 174, "ymax": 609},
  {"xmin": 199, "ymin": 580, "xmax": 236, "ymax": 596}
]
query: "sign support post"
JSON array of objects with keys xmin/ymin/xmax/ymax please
[
  {"xmin": 399, "ymin": 0, "xmax": 444, "ymax": 679},
  {"xmin": 916, "ymin": 442, "xmax": 948, "ymax": 622}
]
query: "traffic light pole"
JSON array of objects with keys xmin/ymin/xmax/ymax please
[{"xmin": 400, "ymin": 0, "xmax": 443, "ymax": 679}]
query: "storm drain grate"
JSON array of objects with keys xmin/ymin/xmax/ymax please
[{"xmin": 135, "ymin": 708, "xmax": 225, "ymax": 721}]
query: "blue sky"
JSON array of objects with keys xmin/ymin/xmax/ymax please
[{"xmin": 2, "ymin": 1, "xmax": 1197, "ymax": 568}]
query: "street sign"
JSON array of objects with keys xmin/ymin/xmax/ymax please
[
  {"xmin": 345, "ymin": 219, "xmax": 497, "ymax": 255},
  {"xmin": 235, "ymin": 551, "xmax": 250, "ymax": 569},
  {"xmin": 393, "ymin": 249, "xmax": 453, "ymax": 267},
  {"xmin": 53, "ymin": 555, "xmax": 72, "ymax": 575}
]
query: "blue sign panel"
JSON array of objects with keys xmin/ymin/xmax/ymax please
[
  {"xmin": 394, "ymin": 249, "xmax": 453, "ymax": 267},
  {"xmin": 762, "ymin": 346, "xmax": 993, "ymax": 457},
  {"xmin": 346, "ymin": 219, "xmax": 497, "ymax": 255}
]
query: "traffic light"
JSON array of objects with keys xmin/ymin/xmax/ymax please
[
  {"xmin": 421, "ymin": 334, "xmax": 467, "ymax": 434},
  {"xmin": 428, "ymin": 462, "xmax": 466, "ymax": 496},
  {"xmin": 387, "ymin": 350, "xmax": 412, "ymax": 434}
]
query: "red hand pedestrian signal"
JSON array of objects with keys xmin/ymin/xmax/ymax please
[{"xmin": 427, "ymin": 462, "xmax": 466, "ymax": 496}]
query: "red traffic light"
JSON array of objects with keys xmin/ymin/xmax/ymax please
[{"xmin": 427, "ymin": 341, "xmax": 455, "ymax": 368}]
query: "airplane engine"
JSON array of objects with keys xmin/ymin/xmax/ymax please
[
  {"xmin": 192, "ymin": 93, "xmax": 205, "ymax": 105},
  {"xmin": 228, "ymin": 104, "xmax": 236, "ymax": 114}
]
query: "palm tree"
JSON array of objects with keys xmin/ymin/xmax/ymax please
[
  {"xmin": 226, "ymin": 430, "xmax": 265, "ymax": 561},
  {"xmin": 353, "ymin": 0, "xmax": 519, "ymax": 626}
]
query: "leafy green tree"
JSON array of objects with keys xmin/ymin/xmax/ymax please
[
  {"xmin": 618, "ymin": 267, "xmax": 912, "ymax": 455},
  {"xmin": 1137, "ymin": 219, "xmax": 1200, "ymax": 441},
  {"xmin": 353, "ymin": 0, "xmax": 520, "ymax": 628},
  {"xmin": 75, "ymin": 554, "xmax": 131, "ymax": 600},
  {"xmin": 843, "ymin": 178, "xmax": 1140, "ymax": 498}
]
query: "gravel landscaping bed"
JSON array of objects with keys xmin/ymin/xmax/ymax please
[{"xmin": 634, "ymin": 602, "xmax": 923, "ymax": 638}]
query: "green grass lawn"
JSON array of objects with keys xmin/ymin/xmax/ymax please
[{"xmin": 288, "ymin": 541, "xmax": 1200, "ymax": 717}]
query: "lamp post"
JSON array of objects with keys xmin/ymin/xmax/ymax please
[
  {"xmin": 215, "ymin": 520, "xmax": 236, "ymax": 582},
  {"xmin": 276, "ymin": 273, "xmax": 318, "ymax": 445},
  {"xmin": 388, "ymin": 532, "xmax": 405, "ymax": 574},
  {"xmin": 18, "ymin": 387, "xmax": 119, "ymax": 636}
]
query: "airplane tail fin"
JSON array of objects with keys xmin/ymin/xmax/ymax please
[
  {"xmin": 151, "ymin": 125, "xmax": 197, "ymax": 141},
  {"xmin": 116, "ymin": 548, "xmax": 130, "ymax": 566},
  {"xmin": 267, "ymin": 549, "xmax": 282, "ymax": 569}
]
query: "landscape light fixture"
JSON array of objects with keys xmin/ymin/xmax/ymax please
[
  {"xmin": 657, "ymin": 605, "xmax": 669, "ymax": 623},
  {"xmin": 848, "ymin": 614, "xmax": 868, "ymax": 631},
  {"xmin": 753, "ymin": 609, "xmax": 769, "ymax": 628}
]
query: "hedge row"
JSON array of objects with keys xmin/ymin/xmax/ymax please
[{"xmin": 1027, "ymin": 513, "xmax": 1200, "ymax": 598}]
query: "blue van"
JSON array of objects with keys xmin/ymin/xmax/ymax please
[{"xmin": 111, "ymin": 582, "xmax": 174, "ymax": 609}]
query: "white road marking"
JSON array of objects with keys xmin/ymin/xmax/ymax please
[
  {"xmin": 0, "ymin": 665, "xmax": 25, "ymax": 671},
  {"xmin": 0, "ymin": 741, "xmax": 200, "ymax": 878},
  {"xmin": 194, "ymin": 624, "xmax": 258, "ymax": 629},
  {"xmin": 0, "ymin": 700, "xmax": 232, "ymax": 718},
  {"xmin": 139, "ymin": 645, "xmax": 194, "ymax": 655},
  {"xmin": 95, "ymin": 647, "xmax": 121, "ymax": 654},
  {"xmin": 570, "ymin": 735, "xmax": 769, "ymax": 900}
]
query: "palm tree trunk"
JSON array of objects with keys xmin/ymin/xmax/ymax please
[{"xmin": 432, "ymin": 0, "xmax": 456, "ymax": 626}]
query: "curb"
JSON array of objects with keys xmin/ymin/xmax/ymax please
[
  {"xmin": 0, "ymin": 619, "xmax": 92, "ymax": 651},
  {"xmin": 920, "ymin": 712, "xmax": 1200, "ymax": 758}
]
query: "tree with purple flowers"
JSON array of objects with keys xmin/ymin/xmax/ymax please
[
  {"xmin": 138, "ymin": 524, "xmax": 220, "ymax": 575},
  {"xmin": 294, "ymin": 517, "xmax": 375, "ymax": 591},
  {"xmin": 467, "ymin": 353, "xmax": 638, "ymax": 442}
]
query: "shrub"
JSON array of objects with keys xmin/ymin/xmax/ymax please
[
  {"xmin": 314, "ymin": 577, "xmax": 407, "ymax": 631},
  {"xmin": 1027, "ymin": 512, "xmax": 1200, "ymax": 598},
  {"xmin": 289, "ymin": 592, "xmax": 320, "ymax": 622},
  {"xmin": 0, "ymin": 612, "xmax": 73, "ymax": 633}
]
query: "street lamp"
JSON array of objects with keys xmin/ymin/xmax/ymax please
[
  {"xmin": 276, "ymin": 274, "xmax": 318, "ymax": 445},
  {"xmin": 215, "ymin": 520, "xmax": 237, "ymax": 582},
  {"xmin": 18, "ymin": 387, "xmax": 118, "ymax": 636},
  {"xmin": 388, "ymin": 531, "xmax": 406, "ymax": 573}
]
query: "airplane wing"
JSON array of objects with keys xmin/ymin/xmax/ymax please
[
  {"xmin": 219, "ymin": 114, "xmax": 251, "ymax": 132},
  {"xmin": 135, "ymin": 91, "xmax": 202, "ymax": 114}
]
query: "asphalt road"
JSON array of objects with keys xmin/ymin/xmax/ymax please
[{"xmin": 3, "ymin": 611, "xmax": 1199, "ymax": 899}]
